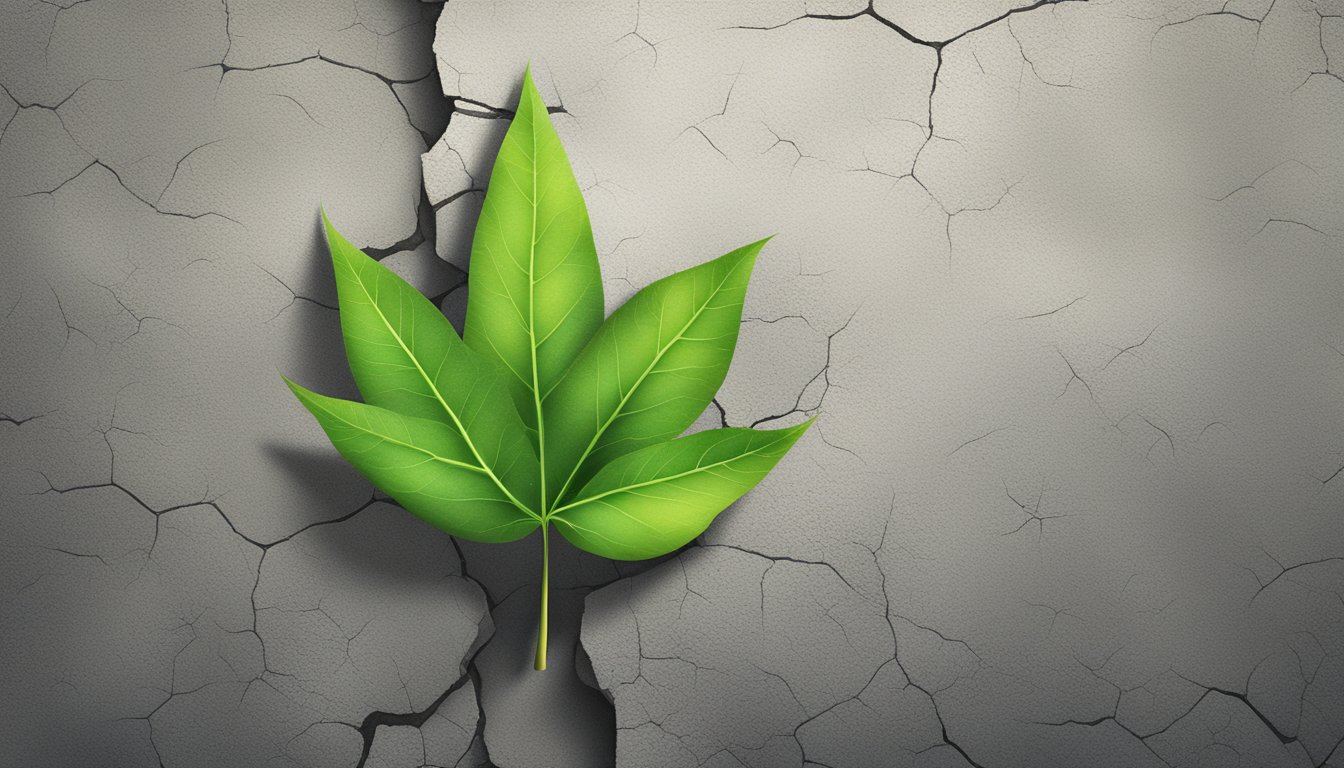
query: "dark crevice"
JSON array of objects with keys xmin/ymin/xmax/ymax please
[
  {"xmin": 444, "ymin": 536, "xmax": 501, "ymax": 767},
  {"xmin": 363, "ymin": 189, "xmax": 437, "ymax": 261},
  {"xmin": 446, "ymin": 94, "xmax": 569, "ymax": 119},
  {"xmin": 463, "ymin": 658, "xmax": 497, "ymax": 768},
  {"xmin": 431, "ymin": 186, "xmax": 484, "ymax": 213},
  {"xmin": 352, "ymin": 641, "xmax": 488, "ymax": 768}
]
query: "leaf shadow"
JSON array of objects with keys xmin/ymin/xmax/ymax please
[
  {"xmin": 281, "ymin": 215, "xmax": 353, "ymax": 386},
  {"xmin": 264, "ymin": 442, "xmax": 369, "ymax": 513}
]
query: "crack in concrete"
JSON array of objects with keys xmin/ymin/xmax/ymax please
[
  {"xmin": 748, "ymin": 309, "xmax": 856, "ymax": 431},
  {"xmin": 364, "ymin": 190, "xmax": 438, "ymax": 261},
  {"xmin": 20, "ymin": 159, "xmax": 242, "ymax": 224},
  {"xmin": 727, "ymin": 0, "xmax": 1090, "ymax": 134},
  {"xmin": 1016, "ymin": 294, "xmax": 1086, "ymax": 321},
  {"xmin": 9, "ymin": 0, "xmax": 1344, "ymax": 765},
  {"xmin": 1003, "ymin": 481, "xmax": 1073, "ymax": 542},
  {"xmin": 352, "ymin": 654, "xmax": 488, "ymax": 768},
  {"xmin": 1153, "ymin": 0, "xmax": 1279, "ymax": 48},
  {"xmin": 1249, "ymin": 550, "xmax": 1344, "ymax": 603}
]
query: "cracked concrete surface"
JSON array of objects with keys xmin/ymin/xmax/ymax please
[
  {"xmin": 1, "ymin": 1, "xmax": 487, "ymax": 766},
  {"xmin": 425, "ymin": 0, "xmax": 1344, "ymax": 766},
  {"xmin": 3, "ymin": 0, "xmax": 1344, "ymax": 766}
]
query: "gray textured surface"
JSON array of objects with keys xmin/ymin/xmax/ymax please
[
  {"xmin": 428, "ymin": 1, "xmax": 1344, "ymax": 767},
  {"xmin": 0, "ymin": 1, "xmax": 487, "ymax": 766},
  {"xmin": 3, "ymin": 0, "xmax": 1344, "ymax": 767}
]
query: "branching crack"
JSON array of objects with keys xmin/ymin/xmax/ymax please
[
  {"xmin": 749, "ymin": 309, "xmax": 857, "ymax": 430},
  {"xmin": 1249, "ymin": 550, "xmax": 1344, "ymax": 603},
  {"xmin": 20, "ymin": 159, "xmax": 241, "ymax": 224},
  {"xmin": 725, "ymin": 0, "xmax": 1090, "ymax": 134}
]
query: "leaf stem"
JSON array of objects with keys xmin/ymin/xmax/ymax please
[{"xmin": 534, "ymin": 522, "xmax": 549, "ymax": 671}]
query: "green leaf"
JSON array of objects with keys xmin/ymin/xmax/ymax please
[
  {"xmin": 464, "ymin": 66, "xmax": 604, "ymax": 445},
  {"xmin": 543, "ymin": 239, "xmax": 768, "ymax": 506},
  {"xmin": 549, "ymin": 422, "xmax": 811, "ymax": 560},
  {"xmin": 284, "ymin": 379, "xmax": 540, "ymax": 542},
  {"xmin": 287, "ymin": 68, "xmax": 811, "ymax": 671},
  {"xmin": 322, "ymin": 214, "xmax": 541, "ymax": 514}
]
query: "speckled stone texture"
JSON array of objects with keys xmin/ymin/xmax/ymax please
[{"xmin": 3, "ymin": 1, "xmax": 1344, "ymax": 767}]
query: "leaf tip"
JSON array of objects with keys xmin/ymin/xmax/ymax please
[
  {"xmin": 279, "ymin": 373, "xmax": 304, "ymax": 398},
  {"xmin": 279, "ymin": 375, "xmax": 324, "ymax": 411},
  {"xmin": 319, "ymin": 210, "xmax": 366, "ymax": 276},
  {"xmin": 747, "ymin": 235, "xmax": 775, "ymax": 257},
  {"xmin": 717, "ymin": 236, "xmax": 772, "ymax": 274},
  {"xmin": 519, "ymin": 63, "xmax": 542, "ymax": 111},
  {"xmin": 789, "ymin": 415, "xmax": 817, "ymax": 438},
  {"xmin": 320, "ymin": 209, "xmax": 341, "ymax": 245}
]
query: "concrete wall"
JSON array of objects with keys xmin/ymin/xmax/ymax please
[{"xmin": 3, "ymin": 1, "xmax": 1343, "ymax": 766}]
